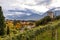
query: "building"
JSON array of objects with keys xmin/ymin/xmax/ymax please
[
  {"xmin": 5, "ymin": 20, "xmax": 35, "ymax": 29},
  {"xmin": 20, "ymin": 20, "xmax": 35, "ymax": 28},
  {"xmin": 47, "ymin": 11, "xmax": 54, "ymax": 18}
]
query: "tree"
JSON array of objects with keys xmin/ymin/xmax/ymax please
[
  {"xmin": 56, "ymin": 15, "xmax": 60, "ymax": 20},
  {"xmin": 7, "ymin": 26, "xmax": 10, "ymax": 35},
  {"xmin": 0, "ymin": 6, "xmax": 6, "ymax": 35},
  {"xmin": 35, "ymin": 16, "xmax": 51, "ymax": 26},
  {"xmin": 13, "ymin": 20, "xmax": 16, "ymax": 26}
]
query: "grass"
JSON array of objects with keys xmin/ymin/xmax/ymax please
[
  {"xmin": 57, "ymin": 27, "xmax": 60, "ymax": 40},
  {"xmin": 0, "ymin": 20, "xmax": 60, "ymax": 40}
]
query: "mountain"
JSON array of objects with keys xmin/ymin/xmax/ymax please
[
  {"xmin": 6, "ymin": 13, "xmax": 42, "ymax": 20},
  {"xmin": 6, "ymin": 8, "xmax": 44, "ymax": 20},
  {"xmin": 47, "ymin": 7, "xmax": 60, "ymax": 16},
  {"xmin": 6, "ymin": 7, "xmax": 60, "ymax": 20}
]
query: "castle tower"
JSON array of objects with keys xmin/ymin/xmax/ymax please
[{"xmin": 47, "ymin": 11, "xmax": 54, "ymax": 18}]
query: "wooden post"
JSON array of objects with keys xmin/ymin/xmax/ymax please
[{"xmin": 55, "ymin": 29, "xmax": 58, "ymax": 40}]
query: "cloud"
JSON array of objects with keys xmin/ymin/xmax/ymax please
[
  {"xmin": 0, "ymin": 0, "xmax": 50, "ymax": 9},
  {"xmin": 26, "ymin": 13, "xmax": 31, "ymax": 16},
  {"xmin": 47, "ymin": 0, "xmax": 60, "ymax": 8},
  {"xmin": 0, "ymin": 0, "xmax": 60, "ymax": 18},
  {"xmin": 35, "ymin": 0, "xmax": 51, "ymax": 5}
]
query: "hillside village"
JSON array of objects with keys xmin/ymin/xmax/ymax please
[
  {"xmin": 5, "ymin": 9, "xmax": 56, "ymax": 29},
  {"xmin": 6, "ymin": 20, "xmax": 36, "ymax": 29}
]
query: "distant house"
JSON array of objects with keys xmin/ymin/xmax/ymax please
[
  {"xmin": 20, "ymin": 21, "xmax": 35, "ymax": 28},
  {"xmin": 6, "ymin": 20, "xmax": 35, "ymax": 29}
]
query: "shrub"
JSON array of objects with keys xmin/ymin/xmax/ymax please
[
  {"xmin": 55, "ymin": 15, "xmax": 60, "ymax": 20},
  {"xmin": 35, "ymin": 16, "xmax": 51, "ymax": 26}
]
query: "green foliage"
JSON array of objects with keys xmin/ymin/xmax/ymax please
[
  {"xmin": 0, "ymin": 6, "xmax": 6, "ymax": 36},
  {"xmin": 0, "ymin": 19, "xmax": 60, "ymax": 40},
  {"xmin": 35, "ymin": 16, "xmax": 51, "ymax": 26},
  {"xmin": 35, "ymin": 15, "xmax": 60, "ymax": 26},
  {"xmin": 55, "ymin": 15, "xmax": 60, "ymax": 20}
]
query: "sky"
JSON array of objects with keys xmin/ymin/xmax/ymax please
[{"xmin": 0, "ymin": 0, "xmax": 60, "ymax": 19}]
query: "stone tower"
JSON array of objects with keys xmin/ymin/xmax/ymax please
[{"xmin": 47, "ymin": 11, "xmax": 54, "ymax": 18}]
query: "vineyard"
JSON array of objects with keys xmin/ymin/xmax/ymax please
[{"xmin": 0, "ymin": 20, "xmax": 60, "ymax": 40}]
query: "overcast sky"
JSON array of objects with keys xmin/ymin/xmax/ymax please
[{"xmin": 0, "ymin": 0, "xmax": 60, "ymax": 17}]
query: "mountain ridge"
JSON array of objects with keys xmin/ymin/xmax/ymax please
[{"xmin": 6, "ymin": 7, "xmax": 60, "ymax": 20}]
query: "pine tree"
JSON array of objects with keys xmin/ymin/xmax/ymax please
[{"xmin": 0, "ymin": 6, "xmax": 6, "ymax": 35}]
